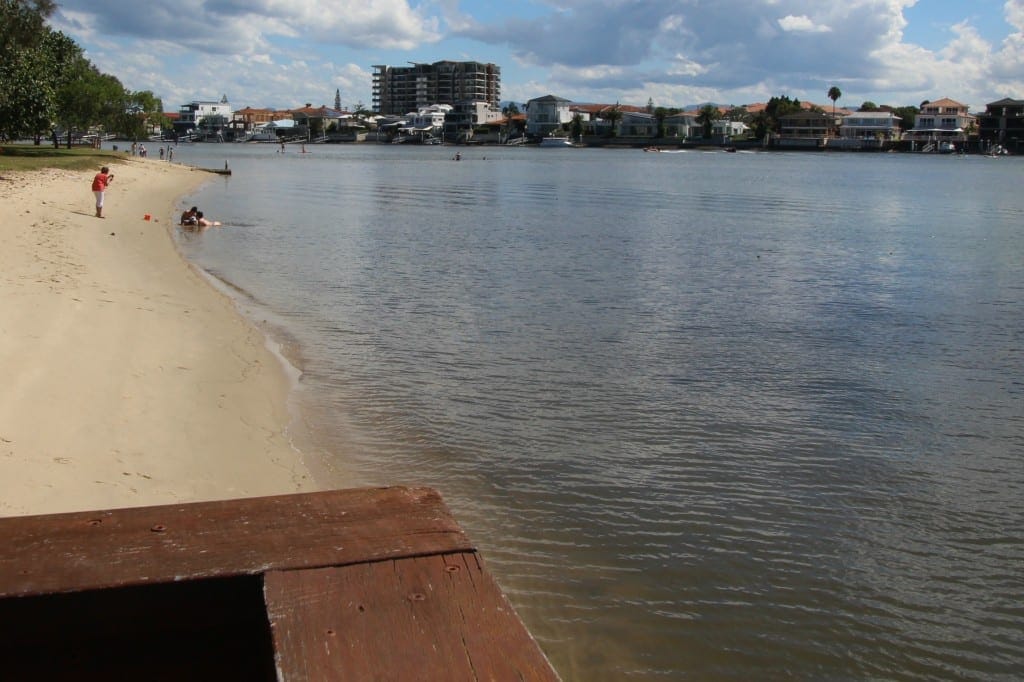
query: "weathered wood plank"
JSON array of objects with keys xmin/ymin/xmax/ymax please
[
  {"xmin": 265, "ymin": 552, "xmax": 560, "ymax": 681},
  {"xmin": 0, "ymin": 487, "xmax": 472, "ymax": 597}
]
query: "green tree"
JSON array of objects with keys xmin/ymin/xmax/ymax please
[
  {"xmin": 0, "ymin": 49, "xmax": 55, "ymax": 141},
  {"xmin": 697, "ymin": 104, "xmax": 719, "ymax": 138},
  {"xmin": 0, "ymin": 0, "xmax": 60, "ymax": 141},
  {"xmin": 603, "ymin": 103, "xmax": 622, "ymax": 137},
  {"xmin": 654, "ymin": 107, "xmax": 669, "ymax": 138},
  {"xmin": 891, "ymin": 105, "xmax": 919, "ymax": 133},
  {"xmin": 0, "ymin": 0, "xmax": 56, "ymax": 56},
  {"xmin": 859, "ymin": 101, "xmax": 879, "ymax": 111},
  {"xmin": 725, "ymin": 106, "xmax": 749, "ymax": 122},
  {"xmin": 119, "ymin": 89, "xmax": 164, "ymax": 141},
  {"xmin": 570, "ymin": 112, "xmax": 584, "ymax": 141},
  {"xmin": 827, "ymin": 85, "xmax": 842, "ymax": 135}
]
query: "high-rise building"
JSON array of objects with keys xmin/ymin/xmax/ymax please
[{"xmin": 372, "ymin": 61, "xmax": 500, "ymax": 115}]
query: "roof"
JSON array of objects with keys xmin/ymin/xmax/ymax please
[
  {"xmin": 528, "ymin": 94, "xmax": 572, "ymax": 104},
  {"xmin": 290, "ymin": 105, "xmax": 345, "ymax": 118},
  {"xmin": 922, "ymin": 97, "xmax": 968, "ymax": 109}
]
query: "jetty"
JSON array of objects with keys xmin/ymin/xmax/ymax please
[{"xmin": 0, "ymin": 486, "xmax": 558, "ymax": 680}]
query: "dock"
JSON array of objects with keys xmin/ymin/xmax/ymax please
[{"xmin": 0, "ymin": 486, "xmax": 559, "ymax": 680}]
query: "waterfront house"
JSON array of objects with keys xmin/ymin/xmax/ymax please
[
  {"xmin": 174, "ymin": 96, "xmax": 233, "ymax": 140},
  {"xmin": 443, "ymin": 100, "xmax": 504, "ymax": 142},
  {"xmin": 906, "ymin": 97, "xmax": 973, "ymax": 144},
  {"xmin": 838, "ymin": 111, "xmax": 902, "ymax": 140},
  {"xmin": 232, "ymin": 107, "xmax": 277, "ymax": 130},
  {"xmin": 663, "ymin": 112, "xmax": 699, "ymax": 138},
  {"xmin": 525, "ymin": 95, "xmax": 574, "ymax": 137},
  {"xmin": 290, "ymin": 105, "xmax": 345, "ymax": 141},
  {"xmin": 776, "ymin": 110, "xmax": 832, "ymax": 147},
  {"xmin": 618, "ymin": 111, "xmax": 657, "ymax": 137},
  {"xmin": 977, "ymin": 97, "xmax": 1024, "ymax": 152},
  {"xmin": 711, "ymin": 119, "xmax": 748, "ymax": 139},
  {"xmin": 407, "ymin": 104, "xmax": 452, "ymax": 136}
]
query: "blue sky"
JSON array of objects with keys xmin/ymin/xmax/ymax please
[{"xmin": 50, "ymin": 0, "xmax": 1024, "ymax": 113}]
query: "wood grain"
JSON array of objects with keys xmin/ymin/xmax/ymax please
[{"xmin": 265, "ymin": 552, "xmax": 559, "ymax": 681}]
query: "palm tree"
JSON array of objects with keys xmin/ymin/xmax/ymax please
[
  {"xmin": 827, "ymin": 86, "xmax": 842, "ymax": 136},
  {"xmin": 697, "ymin": 104, "xmax": 719, "ymax": 138}
]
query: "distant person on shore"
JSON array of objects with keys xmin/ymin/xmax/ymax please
[
  {"xmin": 180, "ymin": 206, "xmax": 198, "ymax": 226},
  {"xmin": 91, "ymin": 166, "xmax": 113, "ymax": 218}
]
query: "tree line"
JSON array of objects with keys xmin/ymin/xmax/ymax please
[{"xmin": 0, "ymin": 0, "xmax": 166, "ymax": 146}]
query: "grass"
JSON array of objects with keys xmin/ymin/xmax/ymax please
[{"xmin": 0, "ymin": 144, "xmax": 125, "ymax": 173}]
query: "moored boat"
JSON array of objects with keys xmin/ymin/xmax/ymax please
[{"xmin": 539, "ymin": 136, "xmax": 574, "ymax": 147}]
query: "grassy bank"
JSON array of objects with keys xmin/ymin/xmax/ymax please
[{"xmin": 0, "ymin": 145, "xmax": 125, "ymax": 173}]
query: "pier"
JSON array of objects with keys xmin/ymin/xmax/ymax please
[{"xmin": 0, "ymin": 486, "xmax": 558, "ymax": 680}]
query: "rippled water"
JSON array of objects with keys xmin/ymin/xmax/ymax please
[{"xmin": 172, "ymin": 144, "xmax": 1024, "ymax": 680}]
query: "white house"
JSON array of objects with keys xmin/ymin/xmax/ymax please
[
  {"xmin": 664, "ymin": 112, "xmax": 699, "ymax": 138},
  {"xmin": 174, "ymin": 96, "xmax": 233, "ymax": 136},
  {"xmin": 525, "ymin": 95, "xmax": 574, "ymax": 137},
  {"xmin": 408, "ymin": 104, "xmax": 453, "ymax": 133},
  {"xmin": 907, "ymin": 97, "xmax": 973, "ymax": 142},
  {"xmin": 711, "ymin": 119, "xmax": 748, "ymax": 138},
  {"xmin": 839, "ymin": 111, "xmax": 901, "ymax": 140}
]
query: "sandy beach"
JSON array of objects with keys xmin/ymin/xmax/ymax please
[{"xmin": 0, "ymin": 157, "xmax": 320, "ymax": 517}]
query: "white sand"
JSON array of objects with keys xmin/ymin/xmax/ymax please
[{"xmin": 0, "ymin": 158, "xmax": 321, "ymax": 517}]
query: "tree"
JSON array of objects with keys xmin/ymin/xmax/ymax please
[
  {"xmin": 891, "ymin": 105, "xmax": 919, "ymax": 133},
  {"xmin": 859, "ymin": 101, "xmax": 879, "ymax": 112},
  {"xmin": 697, "ymin": 104, "xmax": 719, "ymax": 138},
  {"xmin": 603, "ymin": 103, "xmax": 622, "ymax": 137},
  {"xmin": 0, "ymin": 49, "xmax": 55, "ymax": 141},
  {"xmin": 0, "ymin": 0, "xmax": 60, "ymax": 140},
  {"xmin": 119, "ymin": 89, "xmax": 164, "ymax": 141},
  {"xmin": 823, "ymin": 85, "xmax": 839, "ymax": 136},
  {"xmin": 0, "ymin": 0, "xmax": 56, "ymax": 56},
  {"xmin": 654, "ymin": 107, "xmax": 669, "ymax": 138},
  {"xmin": 570, "ymin": 112, "xmax": 584, "ymax": 141},
  {"xmin": 725, "ymin": 106, "xmax": 749, "ymax": 122}
]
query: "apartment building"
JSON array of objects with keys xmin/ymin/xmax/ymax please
[{"xmin": 372, "ymin": 61, "xmax": 500, "ymax": 115}]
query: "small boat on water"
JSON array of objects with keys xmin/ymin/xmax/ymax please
[{"xmin": 539, "ymin": 136, "xmax": 574, "ymax": 147}]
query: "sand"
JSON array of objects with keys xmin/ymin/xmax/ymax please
[{"xmin": 0, "ymin": 157, "xmax": 321, "ymax": 517}]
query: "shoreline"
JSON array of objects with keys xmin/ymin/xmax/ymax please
[{"xmin": 0, "ymin": 159, "xmax": 323, "ymax": 517}]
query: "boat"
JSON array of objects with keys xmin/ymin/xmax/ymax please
[{"xmin": 539, "ymin": 136, "xmax": 574, "ymax": 147}]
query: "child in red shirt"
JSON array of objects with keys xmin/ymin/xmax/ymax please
[{"xmin": 91, "ymin": 166, "xmax": 114, "ymax": 218}]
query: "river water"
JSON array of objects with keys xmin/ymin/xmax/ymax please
[{"xmin": 169, "ymin": 143, "xmax": 1023, "ymax": 680}]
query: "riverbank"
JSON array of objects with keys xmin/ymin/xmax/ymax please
[{"xmin": 0, "ymin": 158, "xmax": 320, "ymax": 517}]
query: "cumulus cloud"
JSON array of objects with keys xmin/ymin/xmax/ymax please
[
  {"xmin": 777, "ymin": 15, "xmax": 832, "ymax": 33},
  {"xmin": 55, "ymin": 0, "xmax": 441, "ymax": 53},
  {"xmin": 46, "ymin": 0, "xmax": 1024, "ymax": 111}
]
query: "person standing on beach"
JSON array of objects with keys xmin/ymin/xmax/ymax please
[{"xmin": 91, "ymin": 166, "xmax": 113, "ymax": 218}]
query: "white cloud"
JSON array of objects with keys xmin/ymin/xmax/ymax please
[
  {"xmin": 47, "ymin": 0, "xmax": 1024, "ymax": 112},
  {"xmin": 777, "ymin": 15, "xmax": 832, "ymax": 33}
]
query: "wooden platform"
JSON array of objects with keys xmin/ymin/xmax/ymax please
[{"xmin": 0, "ymin": 486, "xmax": 559, "ymax": 681}]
